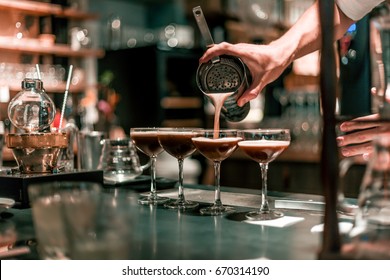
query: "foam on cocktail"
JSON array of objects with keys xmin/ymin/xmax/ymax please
[
  {"xmin": 158, "ymin": 131, "xmax": 198, "ymax": 136},
  {"xmin": 192, "ymin": 137, "xmax": 242, "ymax": 143},
  {"xmin": 238, "ymin": 139, "xmax": 290, "ymax": 147},
  {"xmin": 131, "ymin": 131, "xmax": 158, "ymax": 136}
]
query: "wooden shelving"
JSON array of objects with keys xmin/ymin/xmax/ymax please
[
  {"xmin": 0, "ymin": 0, "xmax": 99, "ymax": 20},
  {"xmin": 0, "ymin": 36, "xmax": 105, "ymax": 58},
  {"xmin": 58, "ymin": 8, "xmax": 99, "ymax": 20},
  {"xmin": 0, "ymin": 1, "xmax": 104, "ymax": 58},
  {"xmin": 0, "ymin": 1, "xmax": 104, "ymax": 96},
  {"xmin": 0, "ymin": 1, "xmax": 105, "ymax": 59}
]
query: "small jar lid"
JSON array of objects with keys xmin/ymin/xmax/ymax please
[{"xmin": 21, "ymin": 78, "xmax": 43, "ymax": 91}]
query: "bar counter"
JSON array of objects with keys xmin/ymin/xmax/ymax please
[{"xmin": 0, "ymin": 181, "xmax": 353, "ymax": 260}]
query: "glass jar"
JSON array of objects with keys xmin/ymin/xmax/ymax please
[{"xmin": 8, "ymin": 78, "xmax": 55, "ymax": 133}]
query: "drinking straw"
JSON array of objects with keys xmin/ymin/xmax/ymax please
[
  {"xmin": 59, "ymin": 65, "xmax": 73, "ymax": 129},
  {"xmin": 35, "ymin": 64, "xmax": 42, "ymax": 80}
]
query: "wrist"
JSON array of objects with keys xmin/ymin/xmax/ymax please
[{"xmin": 268, "ymin": 36, "xmax": 298, "ymax": 69}]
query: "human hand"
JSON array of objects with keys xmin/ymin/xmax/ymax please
[
  {"xmin": 199, "ymin": 42, "xmax": 292, "ymax": 107},
  {"xmin": 337, "ymin": 114, "xmax": 390, "ymax": 158}
]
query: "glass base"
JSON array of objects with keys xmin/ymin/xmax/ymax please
[
  {"xmin": 200, "ymin": 205, "xmax": 235, "ymax": 216},
  {"xmin": 245, "ymin": 210, "xmax": 284, "ymax": 221},
  {"xmin": 164, "ymin": 199, "xmax": 199, "ymax": 210},
  {"xmin": 138, "ymin": 194, "xmax": 170, "ymax": 205}
]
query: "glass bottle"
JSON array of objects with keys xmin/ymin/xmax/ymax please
[{"xmin": 8, "ymin": 78, "xmax": 55, "ymax": 133}]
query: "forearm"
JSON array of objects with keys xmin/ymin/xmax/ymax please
[{"xmin": 270, "ymin": 1, "xmax": 354, "ymax": 64}]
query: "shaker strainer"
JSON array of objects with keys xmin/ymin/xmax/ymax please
[{"xmin": 193, "ymin": 6, "xmax": 251, "ymax": 122}]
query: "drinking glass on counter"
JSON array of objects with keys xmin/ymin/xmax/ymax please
[
  {"xmin": 63, "ymin": 189, "xmax": 138, "ymax": 259},
  {"xmin": 157, "ymin": 128, "xmax": 199, "ymax": 210},
  {"xmin": 28, "ymin": 181, "xmax": 102, "ymax": 259},
  {"xmin": 99, "ymin": 138, "xmax": 151, "ymax": 184},
  {"xmin": 78, "ymin": 130, "xmax": 107, "ymax": 170},
  {"xmin": 238, "ymin": 129, "xmax": 290, "ymax": 220},
  {"xmin": 56, "ymin": 122, "xmax": 79, "ymax": 172},
  {"xmin": 192, "ymin": 129, "xmax": 241, "ymax": 215},
  {"xmin": 130, "ymin": 127, "xmax": 169, "ymax": 205}
]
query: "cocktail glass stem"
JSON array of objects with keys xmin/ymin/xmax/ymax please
[
  {"xmin": 246, "ymin": 161, "xmax": 283, "ymax": 220},
  {"xmin": 164, "ymin": 157, "xmax": 198, "ymax": 210},
  {"xmin": 213, "ymin": 161, "xmax": 223, "ymax": 208},
  {"xmin": 199, "ymin": 160, "xmax": 234, "ymax": 215},
  {"xmin": 140, "ymin": 154, "xmax": 170, "ymax": 205},
  {"xmin": 259, "ymin": 163, "xmax": 270, "ymax": 213},
  {"xmin": 177, "ymin": 158, "xmax": 185, "ymax": 203},
  {"xmin": 148, "ymin": 155, "xmax": 158, "ymax": 201}
]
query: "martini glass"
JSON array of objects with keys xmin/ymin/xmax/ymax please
[
  {"xmin": 238, "ymin": 129, "xmax": 290, "ymax": 220},
  {"xmin": 192, "ymin": 129, "xmax": 241, "ymax": 215},
  {"xmin": 130, "ymin": 127, "xmax": 169, "ymax": 205},
  {"xmin": 157, "ymin": 128, "xmax": 199, "ymax": 210}
]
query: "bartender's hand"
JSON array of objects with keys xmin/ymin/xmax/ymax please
[
  {"xmin": 200, "ymin": 42, "xmax": 291, "ymax": 107},
  {"xmin": 199, "ymin": 1, "xmax": 356, "ymax": 107},
  {"xmin": 337, "ymin": 114, "xmax": 390, "ymax": 157}
]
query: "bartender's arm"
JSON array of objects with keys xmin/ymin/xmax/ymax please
[{"xmin": 200, "ymin": 0, "xmax": 385, "ymax": 106}]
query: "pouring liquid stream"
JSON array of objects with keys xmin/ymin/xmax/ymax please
[{"xmin": 205, "ymin": 91, "xmax": 234, "ymax": 138}]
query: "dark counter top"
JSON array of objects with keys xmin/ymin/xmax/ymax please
[{"xmin": 0, "ymin": 182, "xmax": 350, "ymax": 260}]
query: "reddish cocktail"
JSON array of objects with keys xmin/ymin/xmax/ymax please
[
  {"xmin": 131, "ymin": 131, "xmax": 164, "ymax": 157},
  {"xmin": 238, "ymin": 140, "xmax": 290, "ymax": 163},
  {"xmin": 130, "ymin": 128, "xmax": 169, "ymax": 205},
  {"xmin": 238, "ymin": 129, "xmax": 290, "ymax": 220},
  {"xmin": 158, "ymin": 128, "xmax": 199, "ymax": 210},
  {"xmin": 192, "ymin": 137, "xmax": 240, "ymax": 161},
  {"xmin": 192, "ymin": 129, "xmax": 240, "ymax": 215},
  {"xmin": 158, "ymin": 130, "xmax": 198, "ymax": 160}
]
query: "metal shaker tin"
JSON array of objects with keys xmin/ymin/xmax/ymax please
[
  {"xmin": 196, "ymin": 55, "xmax": 251, "ymax": 122},
  {"xmin": 193, "ymin": 6, "xmax": 251, "ymax": 122}
]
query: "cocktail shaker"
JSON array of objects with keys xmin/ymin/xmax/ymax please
[{"xmin": 193, "ymin": 6, "xmax": 251, "ymax": 122}]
